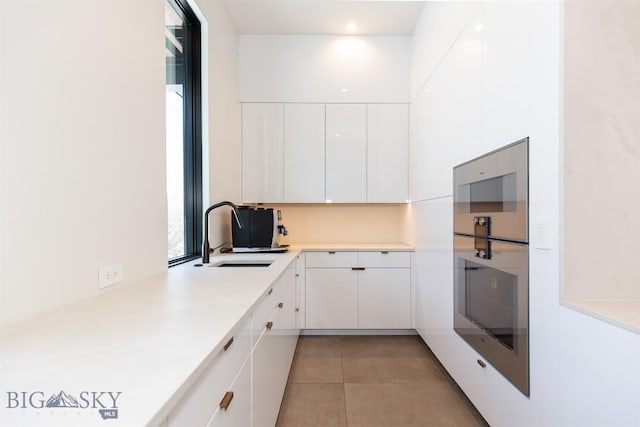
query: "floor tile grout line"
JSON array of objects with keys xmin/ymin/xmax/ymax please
[{"xmin": 340, "ymin": 337, "xmax": 349, "ymax": 427}]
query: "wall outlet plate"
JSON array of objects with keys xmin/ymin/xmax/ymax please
[{"xmin": 99, "ymin": 264, "xmax": 123, "ymax": 289}]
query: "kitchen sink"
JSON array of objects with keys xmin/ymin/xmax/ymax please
[{"xmin": 209, "ymin": 260, "xmax": 274, "ymax": 268}]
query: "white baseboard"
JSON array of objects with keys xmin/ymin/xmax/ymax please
[{"xmin": 300, "ymin": 329, "xmax": 417, "ymax": 336}]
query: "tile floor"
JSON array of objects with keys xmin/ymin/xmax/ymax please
[{"xmin": 276, "ymin": 335, "xmax": 488, "ymax": 427}]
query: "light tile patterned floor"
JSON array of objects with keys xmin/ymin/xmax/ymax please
[{"xmin": 276, "ymin": 336, "xmax": 488, "ymax": 427}]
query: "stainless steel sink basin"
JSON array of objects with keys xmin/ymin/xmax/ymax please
[{"xmin": 209, "ymin": 260, "xmax": 273, "ymax": 268}]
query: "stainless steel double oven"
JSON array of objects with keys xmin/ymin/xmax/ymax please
[{"xmin": 453, "ymin": 138, "xmax": 529, "ymax": 396}]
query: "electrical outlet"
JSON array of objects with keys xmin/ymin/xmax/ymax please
[{"xmin": 99, "ymin": 264, "xmax": 123, "ymax": 289}]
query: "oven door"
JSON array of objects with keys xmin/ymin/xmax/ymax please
[
  {"xmin": 453, "ymin": 138, "xmax": 528, "ymax": 242},
  {"xmin": 453, "ymin": 234, "xmax": 529, "ymax": 396}
]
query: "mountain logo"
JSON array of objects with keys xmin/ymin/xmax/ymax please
[{"xmin": 45, "ymin": 390, "xmax": 80, "ymax": 408}]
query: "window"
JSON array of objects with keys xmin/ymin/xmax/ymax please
[{"xmin": 165, "ymin": 0, "xmax": 202, "ymax": 265}]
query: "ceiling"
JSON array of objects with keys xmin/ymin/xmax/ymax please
[{"xmin": 222, "ymin": 1, "xmax": 426, "ymax": 35}]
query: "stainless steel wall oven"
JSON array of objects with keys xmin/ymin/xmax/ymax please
[{"xmin": 453, "ymin": 138, "xmax": 529, "ymax": 396}]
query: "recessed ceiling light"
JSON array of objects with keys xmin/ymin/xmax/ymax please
[
  {"xmin": 346, "ymin": 22, "xmax": 357, "ymax": 31},
  {"xmin": 340, "ymin": 88, "xmax": 348, "ymax": 93},
  {"xmin": 475, "ymin": 23, "xmax": 484, "ymax": 31}
]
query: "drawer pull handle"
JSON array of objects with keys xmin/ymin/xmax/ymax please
[
  {"xmin": 223, "ymin": 337, "xmax": 234, "ymax": 352},
  {"xmin": 268, "ymin": 288, "xmax": 273, "ymax": 295},
  {"xmin": 381, "ymin": 251, "xmax": 389, "ymax": 254},
  {"xmin": 266, "ymin": 321, "xmax": 273, "ymax": 330},
  {"xmin": 328, "ymin": 251, "xmax": 336, "ymax": 254},
  {"xmin": 295, "ymin": 273, "xmax": 300, "ymax": 277},
  {"xmin": 477, "ymin": 359, "xmax": 486, "ymax": 368},
  {"xmin": 295, "ymin": 308, "xmax": 300, "ymax": 312},
  {"xmin": 278, "ymin": 302, "xmax": 283, "ymax": 309},
  {"xmin": 219, "ymin": 391, "xmax": 234, "ymax": 410},
  {"xmin": 352, "ymin": 267, "xmax": 365, "ymax": 271}
]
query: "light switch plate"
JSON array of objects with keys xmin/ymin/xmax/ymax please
[{"xmin": 534, "ymin": 216, "xmax": 552, "ymax": 250}]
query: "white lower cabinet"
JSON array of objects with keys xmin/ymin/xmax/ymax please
[
  {"xmin": 208, "ymin": 356, "xmax": 251, "ymax": 427},
  {"xmin": 167, "ymin": 315, "xmax": 251, "ymax": 427},
  {"xmin": 304, "ymin": 251, "xmax": 412, "ymax": 329},
  {"xmin": 168, "ymin": 259, "xmax": 299, "ymax": 427},
  {"xmin": 253, "ymin": 264, "xmax": 297, "ymax": 427},
  {"xmin": 359, "ymin": 268, "xmax": 411, "ymax": 329},
  {"xmin": 306, "ymin": 268, "xmax": 359, "ymax": 329},
  {"xmin": 294, "ymin": 253, "xmax": 306, "ymax": 329}
]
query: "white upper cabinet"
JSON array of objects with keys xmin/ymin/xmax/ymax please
[
  {"xmin": 326, "ymin": 104, "xmax": 367, "ymax": 202},
  {"xmin": 283, "ymin": 104, "xmax": 326, "ymax": 202},
  {"xmin": 367, "ymin": 104, "xmax": 409, "ymax": 202},
  {"xmin": 410, "ymin": 10, "xmax": 482, "ymax": 202},
  {"xmin": 242, "ymin": 102, "xmax": 409, "ymax": 203},
  {"xmin": 241, "ymin": 103, "xmax": 284, "ymax": 203}
]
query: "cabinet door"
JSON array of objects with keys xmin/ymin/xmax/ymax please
[
  {"xmin": 295, "ymin": 253, "xmax": 306, "ymax": 329},
  {"xmin": 168, "ymin": 317, "xmax": 251, "ymax": 427},
  {"xmin": 252, "ymin": 261, "xmax": 299, "ymax": 427},
  {"xmin": 283, "ymin": 104, "xmax": 325, "ymax": 202},
  {"xmin": 358, "ymin": 268, "xmax": 411, "ymax": 329},
  {"xmin": 252, "ymin": 322, "xmax": 283, "ymax": 427},
  {"xmin": 306, "ymin": 268, "xmax": 358, "ymax": 329},
  {"xmin": 241, "ymin": 103, "xmax": 284, "ymax": 203},
  {"xmin": 367, "ymin": 104, "xmax": 409, "ymax": 202},
  {"xmin": 326, "ymin": 104, "xmax": 367, "ymax": 202},
  {"xmin": 208, "ymin": 356, "xmax": 251, "ymax": 427}
]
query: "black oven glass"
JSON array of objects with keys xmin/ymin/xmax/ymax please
[
  {"xmin": 457, "ymin": 172, "xmax": 517, "ymax": 213},
  {"xmin": 460, "ymin": 260, "xmax": 518, "ymax": 351}
]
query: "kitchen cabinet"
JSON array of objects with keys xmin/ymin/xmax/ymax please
[
  {"xmin": 242, "ymin": 102, "xmax": 409, "ymax": 203},
  {"xmin": 295, "ymin": 253, "xmax": 306, "ymax": 329},
  {"xmin": 325, "ymin": 104, "xmax": 367, "ymax": 202},
  {"xmin": 252, "ymin": 262, "xmax": 297, "ymax": 427},
  {"xmin": 241, "ymin": 103, "xmax": 284, "ymax": 203},
  {"xmin": 168, "ymin": 259, "xmax": 299, "ymax": 427},
  {"xmin": 306, "ymin": 267, "xmax": 359, "ymax": 329},
  {"xmin": 359, "ymin": 268, "xmax": 411, "ymax": 329},
  {"xmin": 209, "ymin": 357, "xmax": 251, "ymax": 427},
  {"xmin": 305, "ymin": 251, "xmax": 411, "ymax": 329},
  {"xmin": 367, "ymin": 104, "xmax": 409, "ymax": 203},
  {"xmin": 167, "ymin": 316, "xmax": 252, "ymax": 427},
  {"xmin": 283, "ymin": 103, "xmax": 325, "ymax": 202}
]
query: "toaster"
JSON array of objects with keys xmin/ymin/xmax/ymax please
[{"xmin": 231, "ymin": 207, "xmax": 288, "ymax": 252}]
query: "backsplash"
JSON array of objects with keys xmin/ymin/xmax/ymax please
[{"xmin": 266, "ymin": 204, "xmax": 409, "ymax": 244}]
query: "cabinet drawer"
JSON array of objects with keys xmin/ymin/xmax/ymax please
[
  {"xmin": 208, "ymin": 356, "xmax": 251, "ymax": 427},
  {"xmin": 358, "ymin": 251, "xmax": 410, "ymax": 268},
  {"xmin": 252, "ymin": 287, "xmax": 280, "ymax": 347},
  {"xmin": 168, "ymin": 316, "xmax": 251, "ymax": 427},
  {"xmin": 305, "ymin": 251, "xmax": 357, "ymax": 268}
]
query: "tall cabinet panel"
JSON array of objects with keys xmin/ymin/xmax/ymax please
[
  {"xmin": 367, "ymin": 104, "xmax": 409, "ymax": 202},
  {"xmin": 283, "ymin": 104, "xmax": 325, "ymax": 202},
  {"xmin": 241, "ymin": 103, "xmax": 284, "ymax": 202},
  {"xmin": 325, "ymin": 104, "xmax": 367, "ymax": 202}
]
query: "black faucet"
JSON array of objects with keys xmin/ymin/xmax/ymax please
[{"xmin": 202, "ymin": 201, "xmax": 244, "ymax": 264}]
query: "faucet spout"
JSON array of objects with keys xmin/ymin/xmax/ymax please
[{"xmin": 202, "ymin": 201, "xmax": 244, "ymax": 264}]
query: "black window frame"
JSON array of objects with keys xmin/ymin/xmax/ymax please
[{"xmin": 166, "ymin": 0, "xmax": 203, "ymax": 266}]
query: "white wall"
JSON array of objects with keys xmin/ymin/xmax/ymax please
[
  {"xmin": 239, "ymin": 35, "xmax": 411, "ymax": 103},
  {"xmin": 0, "ymin": 0, "xmax": 241, "ymax": 327},
  {"xmin": 408, "ymin": 1, "xmax": 640, "ymax": 426},
  {"xmin": 563, "ymin": 0, "xmax": 640, "ymax": 300},
  {"xmin": 0, "ymin": 0, "xmax": 167, "ymax": 327},
  {"xmin": 194, "ymin": 0, "xmax": 242, "ymax": 247}
]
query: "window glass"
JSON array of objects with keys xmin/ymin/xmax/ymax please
[{"xmin": 165, "ymin": 0, "xmax": 202, "ymax": 264}]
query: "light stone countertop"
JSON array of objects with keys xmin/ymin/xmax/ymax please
[{"xmin": 0, "ymin": 243, "xmax": 413, "ymax": 427}]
